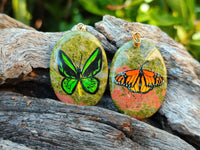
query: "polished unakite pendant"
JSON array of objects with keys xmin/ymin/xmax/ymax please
[
  {"xmin": 50, "ymin": 23, "xmax": 108, "ymax": 105},
  {"xmin": 109, "ymin": 33, "xmax": 167, "ymax": 119}
]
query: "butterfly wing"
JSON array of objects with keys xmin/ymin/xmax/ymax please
[
  {"xmin": 128, "ymin": 74, "xmax": 153, "ymax": 94},
  {"xmin": 57, "ymin": 50, "xmax": 78, "ymax": 95},
  {"xmin": 57, "ymin": 50, "xmax": 77, "ymax": 78},
  {"xmin": 81, "ymin": 47, "xmax": 102, "ymax": 77},
  {"xmin": 80, "ymin": 47, "xmax": 102, "ymax": 94},
  {"xmin": 143, "ymin": 70, "xmax": 164, "ymax": 87},
  {"xmin": 115, "ymin": 70, "xmax": 139, "ymax": 87},
  {"xmin": 61, "ymin": 78, "xmax": 78, "ymax": 95},
  {"xmin": 81, "ymin": 77, "xmax": 99, "ymax": 94}
]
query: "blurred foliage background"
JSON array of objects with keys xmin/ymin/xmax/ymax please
[{"xmin": 1, "ymin": 0, "xmax": 200, "ymax": 61}]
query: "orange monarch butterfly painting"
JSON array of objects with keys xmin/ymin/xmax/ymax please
[{"xmin": 114, "ymin": 61, "xmax": 164, "ymax": 94}]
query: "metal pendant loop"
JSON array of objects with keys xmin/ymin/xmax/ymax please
[
  {"xmin": 132, "ymin": 32, "xmax": 141, "ymax": 48},
  {"xmin": 77, "ymin": 23, "xmax": 87, "ymax": 31}
]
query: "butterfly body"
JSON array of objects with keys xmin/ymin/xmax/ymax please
[
  {"xmin": 75, "ymin": 68, "xmax": 83, "ymax": 80},
  {"xmin": 58, "ymin": 47, "xmax": 102, "ymax": 95},
  {"xmin": 115, "ymin": 61, "xmax": 164, "ymax": 94}
]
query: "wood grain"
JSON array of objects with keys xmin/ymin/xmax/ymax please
[
  {"xmin": 0, "ymin": 13, "xmax": 35, "ymax": 30},
  {"xmin": 0, "ymin": 92, "xmax": 195, "ymax": 150}
]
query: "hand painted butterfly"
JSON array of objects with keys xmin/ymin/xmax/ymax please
[
  {"xmin": 114, "ymin": 61, "xmax": 164, "ymax": 94},
  {"xmin": 57, "ymin": 47, "xmax": 102, "ymax": 95}
]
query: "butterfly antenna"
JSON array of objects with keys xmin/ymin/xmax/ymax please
[
  {"xmin": 72, "ymin": 53, "xmax": 75, "ymax": 63},
  {"xmin": 79, "ymin": 53, "xmax": 83, "ymax": 69},
  {"xmin": 134, "ymin": 60, "xmax": 140, "ymax": 65},
  {"xmin": 134, "ymin": 60, "xmax": 149, "ymax": 69},
  {"xmin": 140, "ymin": 61, "xmax": 149, "ymax": 69},
  {"xmin": 72, "ymin": 53, "xmax": 79, "ymax": 69}
]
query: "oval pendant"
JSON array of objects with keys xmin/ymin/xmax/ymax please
[
  {"xmin": 50, "ymin": 24, "xmax": 108, "ymax": 105},
  {"xmin": 109, "ymin": 33, "xmax": 167, "ymax": 119}
]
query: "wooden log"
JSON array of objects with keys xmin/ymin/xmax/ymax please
[
  {"xmin": 0, "ymin": 92, "xmax": 195, "ymax": 150},
  {"xmin": 0, "ymin": 14, "xmax": 200, "ymax": 149},
  {"xmin": 0, "ymin": 13, "xmax": 35, "ymax": 30},
  {"xmin": 0, "ymin": 139, "xmax": 33, "ymax": 150}
]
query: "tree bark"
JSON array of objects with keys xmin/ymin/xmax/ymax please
[{"xmin": 0, "ymin": 14, "xmax": 199, "ymax": 149}]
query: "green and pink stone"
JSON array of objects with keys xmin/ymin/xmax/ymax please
[
  {"xmin": 50, "ymin": 24, "xmax": 108, "ymax": 106},
  {"xmin": 110, "ymin": 33, "xmax": 167, "ymax": 119}
]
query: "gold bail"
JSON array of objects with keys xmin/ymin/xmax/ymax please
[
  {"xmin": 132, "ymin": 32, "xmax": 141, "ymax": 48},
  {"xmin": 77, "ymin": 23, "xmax": 87, "ymax": 31}
]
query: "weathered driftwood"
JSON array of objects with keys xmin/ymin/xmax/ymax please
[
  {"xmin": 0, "ymin": 14, "xmax": 200, "ymax": 149},
  {"xmin": 0, "ymin": 92, "xmax": 195, "ymax": 150},
  {"xmin": 0, "ymin": 139, "xmax": 33, "ymax": 150},
  {"xmin": 0, "ymin": 13, "xmax": 35, "ymax": 30}
]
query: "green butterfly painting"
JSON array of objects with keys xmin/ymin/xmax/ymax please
[{"xmin": 57, "ymin": 47, "xmax": 102, "ymax": 95}]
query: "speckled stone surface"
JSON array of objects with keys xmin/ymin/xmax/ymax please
[
  {"xmin": 110, "ymin": 40, "xmax": 167, "ymax": 119},
  {"xmin": 50, "ymin": 31, "xmax": 108, "ymax": 105}
]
